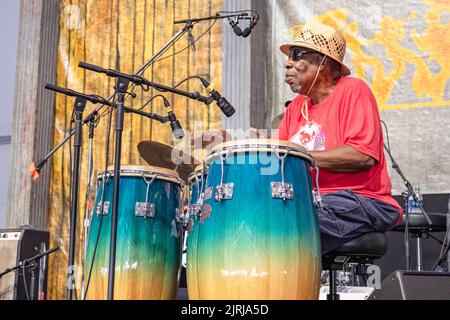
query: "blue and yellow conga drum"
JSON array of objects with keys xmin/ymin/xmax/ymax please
[
  {"xmin": 186, "ymin": 139, "xmax": 321, "ymax": 299},
  {"xmin": 84, "ymin": 165, "xmax": 184, "ymax": 300}
]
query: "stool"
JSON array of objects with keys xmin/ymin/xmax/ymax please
[
  {"xmin": 322, "ymin": 232, "xmax": 387, "ymax": 300},
  {"xmin": 393, "ymin": 212, "xmax": 447, "ymax": 271}
]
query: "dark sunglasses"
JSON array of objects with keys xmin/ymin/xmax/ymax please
[{"xmin": 288, "ymin": 48, "xmax": 317, "ymax": 61}]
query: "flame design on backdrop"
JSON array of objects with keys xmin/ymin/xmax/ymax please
[{"xmin": 288, "ymin": 0, "xmax": 449, "ymax": 110}]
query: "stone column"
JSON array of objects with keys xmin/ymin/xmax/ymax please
[
  {"xmin": 6, "ymin": 0, "xmax": 60, "ymax": 230},
  {"xmin": 222, "ymin": 0, "xmax": 268, "ymax": 131}
]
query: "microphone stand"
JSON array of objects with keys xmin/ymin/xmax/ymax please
[
  {"xmin": 384, "ymin": 143, "xmax": 432, "ymax": 270},
  {"xmin": 0, "ymin": 247, "xmax": 59, "ymax": 300},
  {"xmin": 174, "ymin": 12, "xmax": 249, "ymax": 24},
  {"xmin": 80, "ymin": 112, "xmax": 97, "ymax": 300},
  {"xmin": 67, "ymin": 96, "xmax": 87, "ymax": 300},
  {"xmin": 107, "ymin": 77, "xmax": 129, "ymax": 300}
]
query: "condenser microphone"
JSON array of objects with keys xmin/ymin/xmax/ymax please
[
  {"xmin": 228, "ymin": 19, "xmax": 243, "ymax": 36},
  {"xmin": 242, "ymin": 16, "xmax": 259, "ymax": 38},
  {"xmin": 199, "ymin": 78, "xmax": 236, "ymax": 118},
  {"xmin": 162, "ymin": 97, "xmax": 184, "ymax": 139}
]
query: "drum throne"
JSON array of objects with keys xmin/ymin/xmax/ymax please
[{"xmin": 321, "ymin": 232, "xmax": 388, "ymax": 300}]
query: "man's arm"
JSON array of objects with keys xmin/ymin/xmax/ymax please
[{"xmin": 308, "ymin": 145, "xmax": 377, "ymax": 172}]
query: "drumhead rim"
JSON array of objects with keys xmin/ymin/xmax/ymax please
[
  {"xmin": 188, "ymin": 164, "xmax": 206, "ymax": 183},
  {"xmin": 210, "ymin": 139, "xmax": 308, "ymax": 153},
  {"xmin": 98, "ymin": 165, "xmax": 182, "ymax": 182},
  {"xmin": 206, "ymin": 139, "xmax": 314, "ymax": 165}
]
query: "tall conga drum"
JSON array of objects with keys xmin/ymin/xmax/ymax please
[
  {"xmin": 84, "ymin": 165, "xmax": 184, "ymax": 300},
  {"xmin": 186, "ymin": 139, "xmax": 321, "ymax": 299}
]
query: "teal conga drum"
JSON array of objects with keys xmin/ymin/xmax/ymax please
[
  {"xmin": 84, "ymin": 165, "xmax": 184, "ymax": 300},
  {"xmin": 185, "ymin": 164, "xmax": 207, "ymax": 299},
  {"xmin": 187, "ymin": 139, "xmax": 321, "ymax": 299}
]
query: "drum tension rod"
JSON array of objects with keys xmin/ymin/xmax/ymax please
[
  {"xmin": 271, "ymin": 150, "xmax": 294, "ymax": 200},
  {"xmin": 215, "ymin": 150, "xmax": 234, "ymax": 202},
  {"xmin": 135, "ymin": 174, "xmax": 156, "ymax": 218}
]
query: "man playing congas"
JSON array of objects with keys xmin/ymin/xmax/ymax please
[{"xmin": 276, "ymin": 20, "xmax": 402, "ymax": 254}]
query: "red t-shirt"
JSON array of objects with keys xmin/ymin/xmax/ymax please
[{"xmin": 277, "ymin": 77, "xmax": 402, "ymax": 215}]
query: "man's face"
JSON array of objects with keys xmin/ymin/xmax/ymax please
[{"xmin": 284, "ymin": 47, "xmax": 321, "ymax": 94}]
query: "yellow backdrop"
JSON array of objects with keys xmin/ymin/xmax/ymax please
[{"xmin": 48, "ymin": 0, "xmax": 222, "ymax": 299}]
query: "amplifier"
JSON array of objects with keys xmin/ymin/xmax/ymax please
[
  {"xmin": 368, "ymin": 270, "xmax": 450, "ymax": 300},
  {"xmin": 0, "ymin": 227, "xmax": 50, "ymax": 300}
]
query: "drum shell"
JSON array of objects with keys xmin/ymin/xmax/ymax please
[
  {"xmin": 85, "ymin": 171, "xmax": 183, "ymax": 300},
  {"xmin": 187, "ymin": 151, "xmax": 321, "ymax": 299}
]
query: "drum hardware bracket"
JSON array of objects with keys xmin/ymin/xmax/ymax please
[
  {"xmin": 176, "ymin": 208, "xmax": 190, "ymax": 228},
  {"xmin": 215, "ymin": 183, "xmax": 234, "ymax": 201},
  {"xmin": 271, "ymin": 182, "xmax": 294, "ymax": 200},
  {"xmin": 188, "ymin": 203, "xmax": 204, "ymax": 219},
  {"xmin": 214, "ymin": 151, "xmax": 233, "ymax": 201},
  {"xmin": 137, "ymin": 174, "xmax": 157, "ymax": 218},
  {"xmin": 135, "ymin": 202, "xmax": 156, "ymax": 218},
  {"xmin": 203, "ymin": 187, "xmax": 213, "ymax": 201},
  {"xmin": 313, "ymin": 190, "xmax": 324, "ymax": 210},
  {"xmin": 272, "ymin": 150, "xmax": 293, "ymax": 200},
  {"xmin": 96, "ymin": 201, "xmax": 110, "ymax": 216}
]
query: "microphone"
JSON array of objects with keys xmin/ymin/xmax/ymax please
[
  {"xmin": 162, "ymin": 97, "xmax": 184, "ymax": 139},
  {"xmin": 228, "ymin": 19, "xmax": 243, "ymax": 36},
  {"xmin": 199, "ymin": 78, "xmax": 236, "ymax": 118},
  {"xmin": 242, "ymin": 16, "xmax": 259, "ymax": 38}
]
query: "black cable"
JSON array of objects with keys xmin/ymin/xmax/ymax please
[
  {"xmin": 22, "ymin": 264, "xmax": 29, "ymax": 300},
  {"xmin": 151, "ymin": 18, "xmax": 218, "ymax": 65},
  {"xmin": 173, "ymin": 75, "xmax": 209, "ymax": 89},
  {"xmin": 217, "ymin": 10, "xmax": 259, "ymax": 18},
  {"xmin": 381, "ymin": 119, "xmax": 412, "ymax": 269},
  {"xmin": 137, "ymin": 94, "xmax": 167, "ymax": 112}
]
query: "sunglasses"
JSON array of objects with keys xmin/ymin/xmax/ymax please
[{"xmin": 288, "ymin": 48, "xmax": 318, "ymax": 61}]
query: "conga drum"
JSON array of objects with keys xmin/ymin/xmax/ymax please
[
  {"xmin": 186, "ymin": 139, "xmax": 321, "ymax": 299},
  {"xmin": 84, "ymin": 165, "xmax": 184, "ymax": 300}
]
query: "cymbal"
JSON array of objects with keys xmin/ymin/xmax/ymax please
[{"xmin": 137, "ymin": 141, "xmax": 199, "ymax": 182}]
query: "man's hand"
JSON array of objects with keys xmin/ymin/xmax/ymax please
[{"xmin": 190, "ymin": 129, "xmax": 233, "ymax": 150}]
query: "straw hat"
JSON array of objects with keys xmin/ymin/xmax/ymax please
[{"xmin": 280, "ymin": 20, "xmax": 351, "ymax": 76}]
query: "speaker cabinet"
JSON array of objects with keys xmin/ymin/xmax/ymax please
[
  {"xmin": 0, "ymin": 228, "xmax": 50, "ymax": 300},
  {"xmin": 368, "ymin": 270, "xmax": 450, "ymax": 300}
]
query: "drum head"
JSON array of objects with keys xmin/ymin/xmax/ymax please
[
  {"xmin": 188, "ymin": 164, "xmax": 206, "ymax": 183},
  {"xmin": 206, "ymin": 139, "xmax": 313, "ymax": 165},
  {"xmin": 97, "ymin": 165, "xmax": 182, "ymax": 184}
]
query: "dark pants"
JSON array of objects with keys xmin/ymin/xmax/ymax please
[{"xmin": 318, "ymin": 189, "xmax": 400, "ymax": 255}]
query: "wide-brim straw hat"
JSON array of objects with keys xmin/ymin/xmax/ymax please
[{"xmin": 280, "ymin": 20, "xmax": 351, "ymax": 76}]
